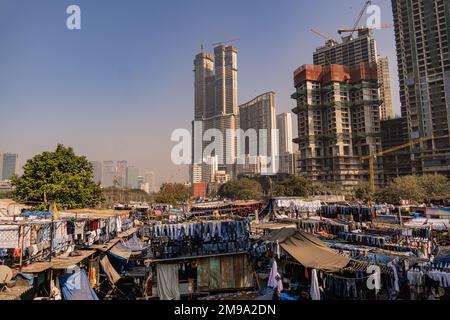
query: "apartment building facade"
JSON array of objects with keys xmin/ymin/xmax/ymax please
[
  {"xmin": 392, "ymin": 0, "xmax": 450, "ymax": 175},
  {"xmin": 292, "ymin": 63, "xmax": 382, "ymax": 192},
  {"xmin": 192, "ymin": 45, "xmax": 239, "ymax": 183},
  {"xmin": 313, "ymin": 29, "xmax": 394, "ymax": 123}
]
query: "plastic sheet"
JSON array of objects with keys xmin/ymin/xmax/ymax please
[{"xmin": 60, "ymin": 269, "xmax": 99, "ymax": 300}]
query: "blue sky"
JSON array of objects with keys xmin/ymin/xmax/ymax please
[{"xmin": 0, "ymin": 0, "xmax": 399, "ymax": 185}]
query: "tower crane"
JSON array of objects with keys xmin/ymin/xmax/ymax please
[
  {"xmin": 211, "ymin": 38, "xmax": 240, "ymax": 47},
  {"xmin": 310, "ymin": 29, "xmax": 337, "ymax": 43},
  {"xmin": 344, "ymin": 0, "xmax": 372, "ymax": 38},
  {"xmin": 338, "ymin": 24, "xmax": 393, "ymax": 35},
  {"xmin": 361, "ymin": 136, "xmax": 434, "ymax": 194}
]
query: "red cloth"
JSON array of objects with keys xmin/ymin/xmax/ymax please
[{"xmin": 13, "ymin": 248, "xmax": 21, "ymax": 257}]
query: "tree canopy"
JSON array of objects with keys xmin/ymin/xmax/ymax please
[
  {"xmin": 154, "ymin": 183, "xmax": 190, "ymax": 206},
  {"xmin": 11, "ymin": 144, "xmax": 104, "ymax": 210},
  {"xmin": 273, "ymin": 176, "xmax": 316, "ymax": 197},
  {"xmin": 418, "ymin": 174, "xmax": 450, "ymax": 202},
  {"xmin": 352, "ymin": 182, "xmax": 374, "ymax": 203},
  {"xmin": 352, "ymin": 174, "xmax": 450, "ymax": 204},
  {"xmin": 218, "ymin": 178, "xmax": 263, "ymax": 201}
]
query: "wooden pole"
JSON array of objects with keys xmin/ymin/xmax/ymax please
[
  {"xmin": 49, "ymin": 270, "xmax": 53, "ymax": 298},
  {"xmin": 398, "ymin": 207, "xmax": 403, "ymax": 226},
  {"xmin": 49, "ymin": 219, "xmax": 54, "ymax": 262}
]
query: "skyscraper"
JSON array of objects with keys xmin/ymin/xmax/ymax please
[
  {"xmin": 126, "ymin": 166, "xmax": 139, "ymax": 189},
  {"xmin": 276, "ymin": 113, "xmax": 294, "ymax": 155},
  {"xmin": 137, "ymin": 176, "xmax": 145, "ymax": 189},
  {"xmin": 116, "ymin": 160, "xmax": 128, "ymax": 188},
  {"xmin": 192, "ymin": 45, "xmax": 239, "ymax": 183},
  {"xmin": 292, "ymin": 63, "xmax": 382, "ymax": 192},
  {"xmin": 91, "ymin": 161, "xmax": 102, "ymax": 184},
  {"xmin": 102, "ymin": 160, "xmax": 116, "ymax": 188},
  {"xmin": 1, "ymin": 153, "xmax": 18, "ymax": 180},
  {"xmin": 377, "ymin": 56, "xmax": 395, "ymax": 120},
  {"xmin": 144, "ymin": 171, "xmax": 156, "ymax": 193},
  {"xmin": 392, "ymin": 0, "xmax": 450, "ymax": 175},
  {"xmin": 239, "ymin": 92, "xmax": 277, "ymax": 158},
  {"xmin": 277, "ymin": 112, "xmax": 297, "ymax": 175},
  {"xmin": 313, "ymin": 28, "xmax": 394, "ymax": 125},
  {"xmin": 313, "ymin": 29, "xmax": 378, "ymax": 67}
]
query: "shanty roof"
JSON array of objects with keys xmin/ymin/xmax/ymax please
[
  {"xmin": 261, "ymin": 228, "xmax": 351, "ymax": 272},
  {"xmin": 21, "ymin": 250, "xmax": 96, "ymax": 273}
]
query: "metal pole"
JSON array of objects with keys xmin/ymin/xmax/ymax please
[{"xmin": 19, "ymin": 224, "xmax": 25, "ymax": 272}]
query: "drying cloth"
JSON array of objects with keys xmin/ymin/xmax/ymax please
[
  {"xmin": 100, "ymin": 255, "xmax": 121, "ymax": 285},
  {"xmin": 157, "ymin": 264, "xmax": 180, "ymax": 300},
  {"xmin": 310, "ymin": 269, "xmax": 321, "ymax": 301},
  {"xmin": 267, "ymin": 259, "xmax": 283, "ymax": 291},
  {"xmin": 388, "ymin": 261, "xmax": 400, "ymax": 293}
]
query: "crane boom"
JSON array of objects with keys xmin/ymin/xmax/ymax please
[
  {"xmin": 361, "ymin": 135, "xmax": 434, "ymax": 194},
  {"xmin": 349, "ymin": 0, "xmax": 372, "ymax": 38},
  {"xmin": 361, "ymin": 136, "xmax": 433, "ymax": 161},
  {"xmin": 338, "ymin": 24, "xmax": 393, "ymax": 34},
  {"xmin": 310, "ymin": 28, "xmax": 336, "ymax": 42},
  {"xmin": 212, "ymin": 38, "xmax": 240, "ymax": 47}
]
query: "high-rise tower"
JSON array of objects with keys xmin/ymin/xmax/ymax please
[
  {"xmin": 392, "ymin": 0, "xmax": 450, "ymax": 175},
  {"xmin": 192, "ymin": 45, "xmax": 239, "ymax": 184}
]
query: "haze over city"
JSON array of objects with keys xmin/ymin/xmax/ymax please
[{"xmin": 0, "ymin": 0, "xmax": 399, "ymax": 185}]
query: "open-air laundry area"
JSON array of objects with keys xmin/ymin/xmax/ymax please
[
  {"xmin": 251, "ymin": 197, "xmax": 450, "ymax": 300},
  {"xmin": 0, "ymin": 197, "xmax": 449, "ymax": 300}
]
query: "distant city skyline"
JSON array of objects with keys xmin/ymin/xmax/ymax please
[
  {"xmin": 0, "ymin": 153, "xmax": 18, "ymax": 181},
  {"xmin": 0, "ymin": 0, "xmax": 400, "ymax": 183},
  {"xmin": 90, "ymin": 159, "xmax": 159, "ymax": 190}
]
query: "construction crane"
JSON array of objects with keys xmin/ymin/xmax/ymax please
[
  {"xmin": 345, "ymin": 0, "xmax": 372, "ymax": 38},
  {"xmin": 211, "ymin": 38, "xmax": 240, "ymax": 47},
  {"xmin": 338, "ymin": 24, "xmax": 393, "ymax": 35},
  {"xmin": 310, "ymin": 28, "xmax": 337, "ymax": 43},
  {"xmin": 361, "ymin": 136, "xmax": 434, "ymax": 194}
]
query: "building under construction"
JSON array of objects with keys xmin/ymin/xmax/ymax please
[
  {"xmin": 380, "ymin": 117, "xmax": 413, "ymax": 182},
  {"xmin": 292, "ymin": 63, "xmax": 382, "ymax": 193},
  {"xmin": 313, "ymin": 28, "xmax": 394, "ymax": 121}
]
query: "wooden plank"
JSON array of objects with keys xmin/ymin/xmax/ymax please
[
  {"xmin": 21, "ymin": 262, "xmax": 52, "ymax": 274},
  {"xmin": 233, "ymin": 254, "xmax": 244, "ymax": 288},
  {"xmin": 90, "ymin": 238, "xmax": 120, "ymax": 252},
  {"xmin": 196, "ymin": 258, "xmax": 209, "ymax": 289},
  {"xmin": 209, "ymin": 257, "xmax": 221, "ymax": 290},
  {"xmin": 220, "ymin": 255, "xmax": 234, "ymax": 289},
  {"xmin": 242, "ymin": 254, "xmax": 253, "ymax": 288},
  {"xmin": 51, "ymin": 250, "xmax": 96, "ymax": 270}
]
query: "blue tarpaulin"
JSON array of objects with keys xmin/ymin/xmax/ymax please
[
  {"xmin": 106, "ymin": 252, "xmax": 131, "ymax": 275},
  {"xmin": 15, "ymin": 273, "xmax": 34, "ymax": 286},
  {"xmin": 434, "ymin": 255, "xmax": 450, "ymax": 263},
  {"xmin": 60, "ymin": 269, "xmax": 98, "ymax": 300},
  {"xmin": 20, "ymin": 211, "xmax": 52, "ymax": 217}
]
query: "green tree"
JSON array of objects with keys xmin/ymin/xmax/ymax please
[
  {"xmin": 353, "ymin": 182, "xmax": 374, "ymax": 203},
  {"xmin": 218, "ymin": 178, "xmax": 263, "ymax": 200},
  {"xmin": 418, "ymin": 174, "xmax": 450, "ymax": 202},
  {"xmin": 154, "ymin": 183, "xmax": 190, "ymax": 206},
  {"xmin": 11, "ymin": 144, "xmax": 104, "ymax": 210},
  {"xmin": 378, "ymin": 175, "xmax": 426, "ymax": 204},
  {"xmin": 273, "ymin": 176, "xmax": 315, "ymax": 197}
]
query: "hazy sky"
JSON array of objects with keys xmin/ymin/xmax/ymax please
[{"xmin": 0, "ymin": 0, "xmax": 399, "ymax": 186}]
